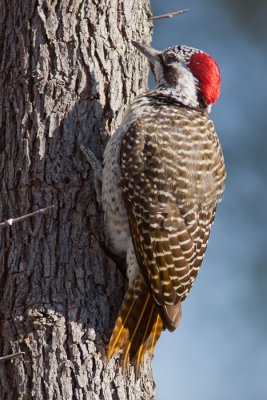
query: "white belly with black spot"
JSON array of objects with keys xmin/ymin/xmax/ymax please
[{"xmin": 102, "ymin": 127, "xmax": 130, "ymax": 254}]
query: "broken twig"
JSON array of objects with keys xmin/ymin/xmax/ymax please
[
  {"xmin": 149, "ymin": 9, "xmax": 190, "ymax": 21},
  {"xmin": 0, "ymin": 205, "xmax": 55, "ymax": 228},
  {"xmin": 0, "ymin": 352, "xmax": 25, "ymax": 362}
]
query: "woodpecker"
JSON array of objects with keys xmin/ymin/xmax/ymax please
[{"xmin": 102, "ymin": 41, "xmax": 226, "ymax": 372}]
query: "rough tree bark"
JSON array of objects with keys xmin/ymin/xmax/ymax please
[{"xmin": 0, "ymin": 1, "xmax": 154, "ymax": 399}]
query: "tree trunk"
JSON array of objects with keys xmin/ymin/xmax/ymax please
[{"xmin": 0, "ymin": 1, "xmax": 154, "ymax": 399}]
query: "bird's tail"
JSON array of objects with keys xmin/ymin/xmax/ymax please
[{"xmin": 107, "ymin": 274, "xmax": 163, "ymax": 374}]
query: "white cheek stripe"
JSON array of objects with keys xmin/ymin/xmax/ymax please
[{"xmin": 154, "ymin": 60, "xmax": 200, "ymax": 109}]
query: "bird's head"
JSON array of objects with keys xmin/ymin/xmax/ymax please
[{"xmin": 132, "ymin": 41, "xmax": 220, "ymax": 112}]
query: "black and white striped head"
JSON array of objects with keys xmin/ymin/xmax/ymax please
[{"xmin": 132, "ymin": 41, "xmax": 220, "ymax": 111}]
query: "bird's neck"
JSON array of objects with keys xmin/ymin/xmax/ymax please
[
  {"xmin": 142, "ymin": 89, "xmax": 210, "ymax": 113},
  {"xmin": 156, "ymin": 85, "xmax": 199, "ymax": 107}
]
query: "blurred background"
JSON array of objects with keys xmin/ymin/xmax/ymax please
[{"xmin": 150, "ymin": 1, "xmax": 267, "ymax": 399}]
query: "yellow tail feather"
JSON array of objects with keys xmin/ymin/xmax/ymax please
[
  {"xmin": 136, "ymin": 303, "xmax": 155, "ymax": 373},
  {"xmin": 107, "ymin": 274, "xmax": 163, "ymax": 375},
  {"xmin": 107, "ymin": 298, "xmax": 136, "ymax": 359},
  {"xmin": 123, "ymin": 293, "xmax": 150, "ymax": 371}
]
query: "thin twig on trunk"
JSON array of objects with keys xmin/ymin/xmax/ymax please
[
  {"xmin": 0, "ymin": 352, "xmax": 25, "ymax": 363},
  {"xmin": 149, "ymin": 9, "xmax": 190, "ymax": 21},
  {"xmin": 0, "ymin": 205, "xmax": 55, "ymax": 228}
]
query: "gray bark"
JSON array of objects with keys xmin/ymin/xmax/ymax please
[{"xmin": 0, "ymin": 1, "xmax": 154, "ymax": 399}]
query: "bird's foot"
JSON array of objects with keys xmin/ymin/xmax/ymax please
[{"xmin": 80, "ymin": 144, "xmax": 103, "ymax": 206}]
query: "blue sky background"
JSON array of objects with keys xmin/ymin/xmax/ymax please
[{"xmin": 149, "ymin": 1, "xmax": 267, "ymax": 399}]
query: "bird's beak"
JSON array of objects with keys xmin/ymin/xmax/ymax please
[{"xmin": 132, "ymin": 41, "xmax": 160, "ymax": 65}]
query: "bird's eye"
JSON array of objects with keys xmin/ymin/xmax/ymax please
[{"xmin": 164, "ymin": 52, "xmax": 178, "ymax": 65}]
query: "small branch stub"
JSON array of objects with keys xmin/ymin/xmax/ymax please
[{"xmin": 149, "ymin": 9, "xmax": 190, "ymax": 21}]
